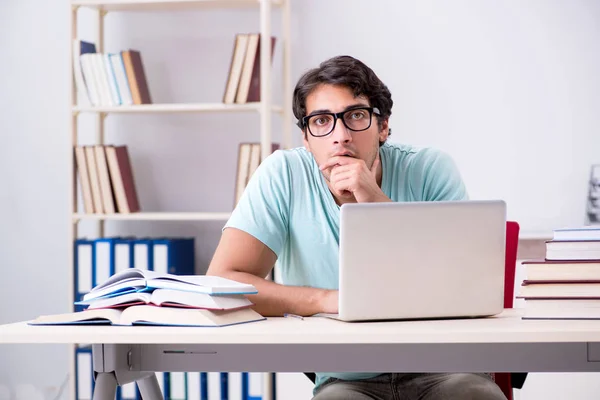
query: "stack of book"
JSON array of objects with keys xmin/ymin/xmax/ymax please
[
  {"xmin": 30, "ymin": 269, "xmax": 265, "ymax": 327},
  {"xmin": 233, "ymin": 142, "xmax": 280, "ymax": 206},
  {"xmin": 74, "ymin": 40, "xmax": 152, "ymax": 107},
  {"xmin": 222, "ymin": 33, "xmax": 276, "ymax": 104},
  {"xmin": 74, "ymin": 144, "xmax": 140, "ymax": 214},
  {"xmin": 519, "ymin": 226, "xmax": 600, "ymax": 319}
]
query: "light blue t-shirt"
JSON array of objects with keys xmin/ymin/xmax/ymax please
[{"xmin": 224, "ymin": 142, "xmax": 468, "ymax": 391}]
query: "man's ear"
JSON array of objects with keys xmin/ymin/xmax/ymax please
[{"xmin": 378, "ymin": 119, "xmax": 390, "ymax": 142}]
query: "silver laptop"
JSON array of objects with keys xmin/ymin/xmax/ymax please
[{"xmin": 330, "ymin": 200, "xmax": 506, "ymax": 322}]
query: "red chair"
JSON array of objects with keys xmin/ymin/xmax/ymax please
[{"xmin": 493, "ymin": 221, "xmax": 526, "ymax": 400}]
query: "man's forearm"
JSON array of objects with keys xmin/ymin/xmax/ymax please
[{"xmin": 212, "ymin": 270, "xmax": 334, "ymax": 317}]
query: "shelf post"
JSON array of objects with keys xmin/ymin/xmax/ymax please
[
  {"xmin": 282, "ymin": 0, "xmax": 292, "ymax": 149},
  {"xmin": 69, "ymin": 5, "xmax": 79, "ymax": 400},
  {"xmin": 259, "ymin": 0, "xmax": 272, "ymax": 161},
  {"xmin": 97, "ymin": 8, "xmax": 106, "ymax": 238}
]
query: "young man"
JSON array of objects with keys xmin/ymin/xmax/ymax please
[{"xmin": 207, "ymin": 56, "xmax": 506, "ymax": 399}]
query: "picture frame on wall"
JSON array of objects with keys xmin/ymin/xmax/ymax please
[{"xmin": 585, "ymin": 164, "xmax": 600, "ymax": 224}]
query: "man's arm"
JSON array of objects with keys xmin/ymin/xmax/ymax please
[{"xmin": 206, "ymin": 227, "xmax": 338, "ymax": 317}]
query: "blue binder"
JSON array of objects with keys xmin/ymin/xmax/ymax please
[
  {"xmin": 220, "ymin": 372, "xmax": 228, "ymax": 400},
  {"xmin": 201, "ymin": 372, "xmax": 208, "ymax": 399},
  {"xmin": 132, "ymin": 238, "xmax": 154, "ymax": 271},
  {"xmin": 75, "ymin": 347, "xmax": 94, "ymax": 399},
  {"xmin": 93, "ymin": 237, "xmax": 118, "ymax": 288},
  {"xmin": 114, "ymin": 237, "xmax": 135, "ymax": 273},
  {"xmin": 151, "ymin": 237, "xmax": 195, "ymax": 275},
  {"xmin": 74, "ymin": 239, "xmax": 95, "ymax": 312}
]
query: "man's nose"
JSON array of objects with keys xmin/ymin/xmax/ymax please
[{"xmin": 331, "ymin": 118, "xmax": 352, "ymax": 144}]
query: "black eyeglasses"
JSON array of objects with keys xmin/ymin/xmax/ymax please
[{"xmin": 297, "ymin": 107, "xmax": 381, "ymax": 138}]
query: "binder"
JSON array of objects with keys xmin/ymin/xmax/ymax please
[
  {"xmin": 187, "ymin": 372, "xmax": 201, "ymax": 400},
  {"xmin": 152, "ymin": 237, "xmax": 195, "ymax": 275},
  {"xmin": 93, "ymin": 237, "xmax": 117, "ymax": 287},
  {"xmin": 169, "ymin": 372, "xmax": 187, "ymax": 400},
  {"xmin": 133, "ymin": 238, "xmax": 153, "ymax": 271},
  {"xmin": 117, "ymin": 381, "xmax": 139, "ymax": 400},
  {"xmin": 208, "ymin": 373, "xmax": 221, "ymax": 400},
  {"xmin": 74, "ymin": 239, "xmax": 94, "ymax": 311},
  {"xmin": 247, "ymin": 373, "xmax": 262, "ymax": 400},
  {"xmin": 156, "ymin": 372, "xmax": 167, "ymax": 398},
  {"xmin": 228, "ymin": 373, "xmax": 241, "ymax": 400},
  {"xmin": 220, "ymin": 372, "xmax": 228, "ymax": 400},
  {"xmin": 75, "ymin": 347, "xmax": 93, "ymax": 399},
  {"xmin": 114, "ymin": 238, "xmax": 134, "ymax": 274},
  {"xmin": 201, "ymin": 372, "xmax": 208, "ymax": 400}
]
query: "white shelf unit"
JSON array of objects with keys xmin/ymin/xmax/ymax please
[
  {"xmin": 71, "ymin": 0, "xmax": 283, "ymax": 12},
  {"xmin": 73, "ymin": 102, "xmax": 285, "ymax": 114},
  {"xmin": 72, "ymin": 212, "xmax": 232, "ymax": 222},
  {"xmin": 68, "ymin": 0, "xmax": 291, "ymax": 399}
]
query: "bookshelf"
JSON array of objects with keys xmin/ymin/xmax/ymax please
[
  {"xmin": 69, "ymin": 0, "xmax": 291, "ymax": 399},
  {"xmin": 73, "ymin": 102, "xmax": 285, "ymax": 114},
  {"xmin": 72, "ymin": 212, "xmax": 232, "ymax": 222}
]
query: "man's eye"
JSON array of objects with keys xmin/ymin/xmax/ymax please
[
  {"xmin": 314, "ymin": 116, "xmax": 331, "ymax": 126},
  {"xmin": 350, "ymin": 111, "xmax": 366, "ymax": 120}
]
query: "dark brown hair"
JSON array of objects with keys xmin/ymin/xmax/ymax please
[{"xmin": 293, "ymin": 55, "xmax": 393, "ymax": 139}]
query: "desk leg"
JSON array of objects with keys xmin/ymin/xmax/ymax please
[
  {"xmin": 137, "ymin": 373, "xmax": 164, "ymax": 400},
  {"xmin": 92, "ymin": 372, "xmax": 117, "ymax": 400}
]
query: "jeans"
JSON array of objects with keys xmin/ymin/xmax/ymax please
[{"xmin": 312, "ymin": 373, "xmax": 507, "ymax": 400}]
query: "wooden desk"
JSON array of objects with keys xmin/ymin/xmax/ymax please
[{"xmin": 2, "ymin": 309, "xmax": 600, "ymax": 400}]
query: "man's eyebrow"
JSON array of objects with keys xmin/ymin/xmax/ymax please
[{"xmin": 306, "ymin": 103, "xmax": 370, "ymax": 117}]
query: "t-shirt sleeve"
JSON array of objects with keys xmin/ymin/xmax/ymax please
[
  {"xmin": 412, "ymin": 148, "xmax": 469, "ymax": 201},
  {"xmin": 223, "ymin": 150, "xmax": 290, "ymax": 257}
]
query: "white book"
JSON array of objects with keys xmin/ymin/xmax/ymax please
[
  {"xmin": 109, "ymin": 53, "xmax": 133, "ymax": 105},
  {"xmin": 91, "ymin": 53, "xmax": 114, "ymax": 106},
  {"xmin": 234, "ymin": 143, "xmax": 252, "ymax": 206},
  {"xmin": 81, "ymin": 268, "xmax": 258, "ymax": 301},
  {"xmin": 223, "ymin": 34, "xmax": 249, "ymax": 104},
  {"xmin": 79, "ymin": 54, "xmax": 100, "ymax": 106},
  {"xmin": 553, "ymin": 226, "xmax": 600, "ymax": 241},
  {"xmin": 103, "ymin": 53, "xmax": 122, "ymax": 105},
  {"xmin": 72, "ymin": 40, "xmax": 93, "ymax": 106},
  {"xmin": 29, "ymin": 305, "xmax": 265, "ymax": 327},
  {"xmin": 84, "ymin": 146, "xmax": 104, "ymax": 214},
  {"xmin": 77, "ymin": 288, "xmax": 253, "ymax": 311}
]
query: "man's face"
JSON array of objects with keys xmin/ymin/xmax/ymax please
[{"xmin": 302, "ymin": 84, "xmax": 389, "ymax": 182}]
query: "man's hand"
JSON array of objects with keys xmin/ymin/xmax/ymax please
[{"xmin": 320, "ymin": 156, "xmax": 391, "ymax": 203}]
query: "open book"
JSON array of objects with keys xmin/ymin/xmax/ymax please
[
  {"xmin": 29, "ymin": 305, "xmax": 265, "ymax": 327},
  {"xmin": 77, "ymin": 288, "xmax": 253, "ymax": 311},
  {"xmin": 83, "ymin": 268, "xmax": 258, "ymax": 302}
]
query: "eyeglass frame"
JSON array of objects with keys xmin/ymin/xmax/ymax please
[{"xmin": 296, "ymin": 106, "xmax": 381, "ymax": 137}]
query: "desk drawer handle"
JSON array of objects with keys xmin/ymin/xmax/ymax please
[{"xmin": 163, "ymin": 350, "xmax": 217, "ymax": 355}]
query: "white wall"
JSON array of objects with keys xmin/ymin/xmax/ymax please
[
  {"xmin": 2, "ymin": 0, "xmax": 600, "ymax": 399},
  {"xmin": 294, "ymin": 0, "xmax": 600, "ymax": 235},
  {"xmin": 0, "ymin": 0, "xmax": 72, "ymax": 398}
]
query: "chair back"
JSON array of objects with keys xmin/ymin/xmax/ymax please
[
  {"xmin": 495, "ymin": 220, "xmax": 521, "ymax": 400},
  {"xmin": 504, "ymin": 221, "xmax": 520, "ymax": 308}
]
